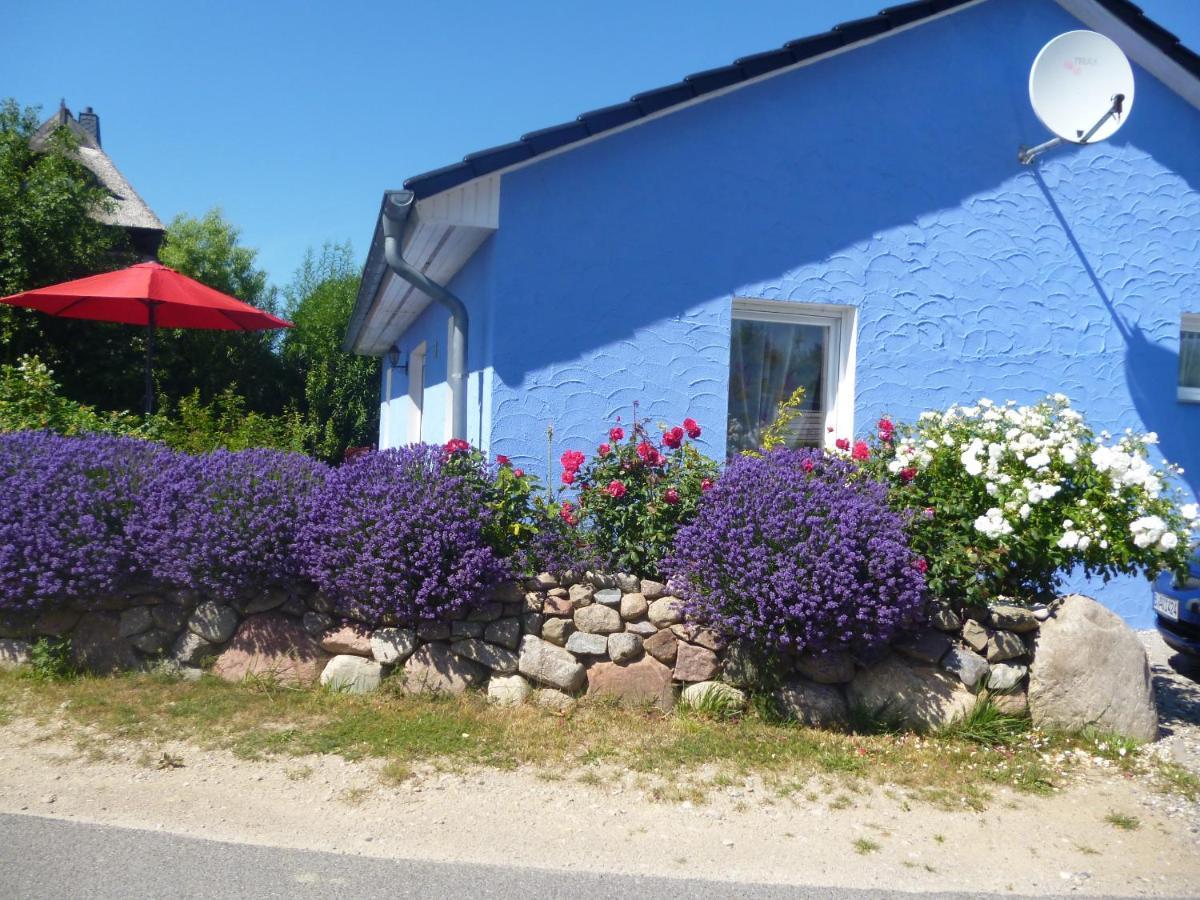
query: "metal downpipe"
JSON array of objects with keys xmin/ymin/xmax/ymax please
[{"xmin": 379, "ymin": 190, "xmax": 469, "ymax": 441}]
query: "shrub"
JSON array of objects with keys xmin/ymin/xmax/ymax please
[
  {"xmin": 663, "ymin": 448, "xmax": 926, "ymax": 656},
  {"xmin": 441, "ymin": 440, "xmax": 582, "ymax": 577},
  {"xmin": 298, "ymin": 444, "xmax": 508, "ymax": 625},
  {"xmin": 860, "ymin": 397, "xmax": 1198, "ymax": 607},
  {"xmin": 0, "ymin": 356, "xmax": 146, "ymax": 437},
  {"xmin": 128, "ymin": 448, "xmax": 327, "ymax": 602},
  {"xmin": 147, "ymin": 387, "xmax": 309, "ymax": 455},
  {"xmin": 560, "ymin": 409, "xmax": 719, "ymax": 576},
  {"xmin": 0, "ymin": 432, "xmax": 164, "ymax": 614}
]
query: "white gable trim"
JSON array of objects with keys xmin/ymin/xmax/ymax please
[{"xmin": 1057, "ymin": 0, "xmax": 1200, "ymax": 113}]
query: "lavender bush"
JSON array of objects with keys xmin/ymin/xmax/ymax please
[
  {"xmin": 128, "ymin": 448, "xmax": 327, "ymax": 601},
  {"xmin": 298, "ymin": 444, "xmax": 508, "ymax": 625},
  {"xmin": 0, "ymin": 432, "xmax": 165, "ymax": 614},
  {"xmin": 663, "ymin": 449, "xmax": 927, "ymax": 657}
]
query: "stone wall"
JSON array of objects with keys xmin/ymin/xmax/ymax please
[{"xmin": 0, "ymin": 573, "xmax": 1159, "ymax": 742}]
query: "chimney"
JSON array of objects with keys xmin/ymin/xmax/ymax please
[{"xmin": 77, "ymin": 106, "xmax": 101, "ymax": 147}]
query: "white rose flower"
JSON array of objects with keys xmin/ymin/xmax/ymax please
[{"xmin": 1159, "ymin": 531, "xmax": 1179, "ymax": 551}]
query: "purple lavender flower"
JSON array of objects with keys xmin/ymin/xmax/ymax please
[
  {"xmin": 297, "ymin": 444, "xmax": 508, "ymax": 625},
  {"xmin": 663, "ymin": 448, "xmax": 926, "ymax": 657},
  {"xmin": 128, "ymin": 448, "xmax": 327, "ymax": 601},
  {"xmin": 0, "ymin": 433, "xmax": 166, "ymax": 614}
]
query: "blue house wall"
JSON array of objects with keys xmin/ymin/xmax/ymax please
[{"xmin": 458, "ymin": 0, "xmax": 1200, "ymax": 625}]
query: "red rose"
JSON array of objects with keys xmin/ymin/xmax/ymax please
[
  {"xmin": 609, "ymin": 426, "xmax": 625, "ymax": 442},
  {"xmin": 662, "ymin": 426, "xmax": 684, "ymax": 449},
  {"xmin": 561, "ymin": 470, "xmax": 575, "ymax": 485},
  {"xmin": 801, "ymin": 458, "xmax": 814, "ymax": 473},
  {"xmin": 560, "ymin": 450, "xmax": 585, "ymax": 473},
  {"xmin": 513, "ymin": 468, "xmax": 524, "ymax": 478},
  {"xmin": 636, "ymin": 441, "xmax": 654, "ymax": 462},
  {"xmin": 663, "ymin": 488, "xmax": 680, "ymax": 505},
  {"xmin": 559, "ymin": 501, "xmax": 578, "ymax": 526},
  {"xmin": 877, "ymin": 417, "xmax": 895, "ymax": 442},
  {"xmin": 915, "ymin": 558, "xmax": 928, "ymax": 573},
  {"xmin": 598, "ymin": 443, "xmax": 611, "ymax": 457},
  {"xmin": 682, "ymin": 417, "xmax": 701, "ymax": 439},
  {"xmin": 700, "ymin": 478, "xmax": 714, "ymax": 492},
  {"xmin": 900, "ymin": 467, "xmax": 917, "ymax": 483},
  {"xmin": 605, "ymin": 480, "xmax": 627, "ymax": 498},
  {"xmin": 496, "ymin": 454, "xmax": 510, "ymax": 466},
  {"xmin": 443, "ymin": 438, "xmax": 470, "ymax": 455},
  {"xmin": 852, "ymin": 441, "xmax": 870, "ymax": 461},
  {"xmin": 835, "ymin": 437, "xmax": 850, "ymax": 451}
]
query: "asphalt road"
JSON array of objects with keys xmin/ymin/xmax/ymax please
[{"xmin": 0, "ymin": 813, "xmax": 1181, "ymax": 900}]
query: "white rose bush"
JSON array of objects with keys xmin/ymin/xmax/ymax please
[{"xmin": 861, "ymin": 395, "xmax": 1199, "ymax": 608}]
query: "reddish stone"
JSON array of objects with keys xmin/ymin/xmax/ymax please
[
  {"xmin": 586, "ymin": 654, "xmax": 675, "ymax": 710},
  {"xmin": 212, "ymin": 613, "xmax": 329, "ymax": 685},
  {"xmin": 643, "ymin": 629, "xmax": 678, "ymax": 666},
  {"xmin": 674, "ymin": 642, "xmax": 718, "ymax": 682},
  {"xmin": 319, "ymin": 624, "xmax": 373, "ymax": 656},
  {"xmin": 543, "ymin": 596, "xmax": 574, "ymax": 617}
]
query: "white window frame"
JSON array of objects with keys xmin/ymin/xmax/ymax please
[
  {"xmin": 407, "ymin": 342, "xmax": 426, "ymax": 442},
  {"xmin": 1181, "ymin": 313, "xmax": 1200, "ymax": 404},
  {"xmin": 730, "ymin": 298, "xmax": 857, "ymax": 450}
]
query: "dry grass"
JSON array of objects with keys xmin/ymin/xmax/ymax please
[{"xmin": 0, "ymin": 670, "xmax": 1173, "ymax": 809}]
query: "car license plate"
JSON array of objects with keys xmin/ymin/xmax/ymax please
[{"xmin": 1154, "ymin": 592, "xmax": 1179, "ymax": 621}]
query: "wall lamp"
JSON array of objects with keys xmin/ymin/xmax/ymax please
[{"xmin": 387, "ymin": 345, "xmax": 407, "ymax": 374}]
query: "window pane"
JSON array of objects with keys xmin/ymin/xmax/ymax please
[
  {"xmin": 727, "ymin": 317, "xmax": 828, "ymax": 456},
  {"xmin": 1182, "ymin": 330, "xmax": 1200, "ymax": 389}
]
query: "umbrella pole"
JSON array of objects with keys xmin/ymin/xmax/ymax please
[{"xmin": 144, "ymin": 303, "xmax": 156, "ymax": 416}]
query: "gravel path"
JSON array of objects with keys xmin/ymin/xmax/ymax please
[{"xmin": 1137, "ymin": 630, "xmax": 1200, "ymax": 837}]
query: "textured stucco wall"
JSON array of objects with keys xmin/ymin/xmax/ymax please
[{"xmin": 466, "ymin": 0, "xmax": 1200, "ymax": 625}]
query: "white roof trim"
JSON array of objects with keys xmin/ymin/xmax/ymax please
[{"xmin": 1056, "ymin": 0, "xmax": 1200, "ymax": 113}]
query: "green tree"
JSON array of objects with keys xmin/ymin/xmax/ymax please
[
  {"xmin": 282, "ymin": 243, "xmax": 378, "ymax": 461},
  {"xmin": 155, "ymin": 208, "xmax": 291, "ymax": 413},
  {"xmin": 0, "ymin": 99, "xmax": 139, "ymax": 406}
]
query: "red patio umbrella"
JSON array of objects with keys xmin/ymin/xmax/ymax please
[{"xmin": 0, "ymin": 261, "xmax": 292, "ymax": 414}]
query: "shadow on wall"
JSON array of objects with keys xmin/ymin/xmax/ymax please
[{"xmin": 1032, "ymin": 170, "xmax": 1199, "ymax": 497}]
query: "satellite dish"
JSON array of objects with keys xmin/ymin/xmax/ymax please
[{"xmin": 1019, "ymin": 30, "xmax": 1134, "ymax": 165}]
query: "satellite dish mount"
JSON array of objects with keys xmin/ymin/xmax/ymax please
[{"xmin": 1017, "ymin": 30, "xmax": 1134, "ymax": 166}]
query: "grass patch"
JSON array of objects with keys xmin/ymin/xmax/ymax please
[
  {"xmin": 853, "ymin": 837, "xmax": 881, "ymax": 855},
  {"xmin": 938, "ymin": 700, "xmax": 1029, "ymax": 747},
  {"xmin": 0, "ymin": 670, "xmax": 1142, "ymax": 809},
  {"xmin": 1104, "ymin": 811, "xmax": 1141, "ymax": 831}
]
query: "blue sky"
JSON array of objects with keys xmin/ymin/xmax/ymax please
[{"xmin": 4, "ymin": 0, "xmax": 1199, "ymax": 289}]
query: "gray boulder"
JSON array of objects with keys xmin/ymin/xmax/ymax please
[
  {"xmin": 774, "ymin": 679, "xmax": 848, "ymax": 727},
  {"xmin": 518, "ymin": 635, "xmax": 586, "ymax": 693},
  {"xmin": 171, "ymin": 630, "xmax": 216, "ymax": 668},
  {"xmin": 893, "ymin": 629, "xmax": 952, "ymax": 665},
  {"xmin": 1028, "ymin": 594, "xmax": 1158, "ymax": 742},
  {"xmin": 73, "ymin": 612, "xmax": 139, "ymax": 672},
  {"xmin": 0, "ymin": 639, "xmax": 31, "ymax": 670},
  {"xmin": 987, "ymin": 662, "xmax": 1028, "ymax": 693},
  {"xmin": 986, "ymin": 629, "xmax": 1026, "ymax": 663},
  {"xmin": 619, "ymin": 593, "xmax": 649, "ymax": 621},
  {"xmin": 131, "ymin": 629, "xmax": 173, "ymax": 655},
  {"xmin": 150, "ymin": 601, "xmax": 188, "ymax": 633},
  {"xmin": 541, "ymin": 617, "xmax": 575, "ymax": 646},
  {"xmin": 302, "ymin": 611, "xmax": 333, "ymax": 637},
  {"xmin": 487, "ymin": 674, "xmax": 532, "ymax": 707},
  {"xmin": 607, "ymin": 632, "xmax": 643, "ymax": 664},
  {"xmin": 646, "ymin": 596, "xmax": 683, "ymax": 628},
  {"xmin": 574, "ymin": 604, "xmax": 622, "ymax": 635},
  {"xmin": 615, "ymin": 573, "xmax": 641, "ymax": 594},
  {"xmin": 593, "ymin": 588, "xmax": 623, "ymax": 609},
  {"xmin": 941, "ymin": 645, "xmax": 990, "ymax": 689},
  {"xmin": 450, "ymin": 638, "xmax": 519, "ymax": 673},
  {"xmin": 846, "ymin": 655, "xmax": 975, "ymax": 732},
  {"xmin": 118, "ymin": 607, "xmax": 154, "ymax": 639},
  {"xmin": 681, "ymin": 681, "xmax": 746, "ymax": 713},
  {"xmin": 795, "ymin": 650, "xmax": 855, "ymax": 684},
  {"xmin": 625, "ymin": 620, "xmax": 657, "ymax": 637},
  {"xmin": 565, "ymin": 632, "xmax": 608, "ymax": 656},
  {"xmin": 187, "ymin": 602, "xmax": 239, "ymax": 644},
  {"xmin": 483, "ymin": 617, "xmax": 522, "ymax": 650},
  {"xmin": 639, "ymin": 579, "xmax": 667, "ymax": 600},
  {"xmin": 988, "ymin": 604, "xmax": 1040, "ymax": 633},
  {"xmin": 320, "ymin": 655, "xmax": 382, "ymax": 694},
  {"xmin": 370, "ymin": 628, "xmax": 418, "ymax": 665},
  {"xmin": 401, "ymin": 643, "xmax": 487, "ymax": 695}
]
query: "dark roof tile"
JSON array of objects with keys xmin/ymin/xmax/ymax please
[{"xmin": 402, "ymin": 0, "xmax": 1199, "ymax": 199}]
